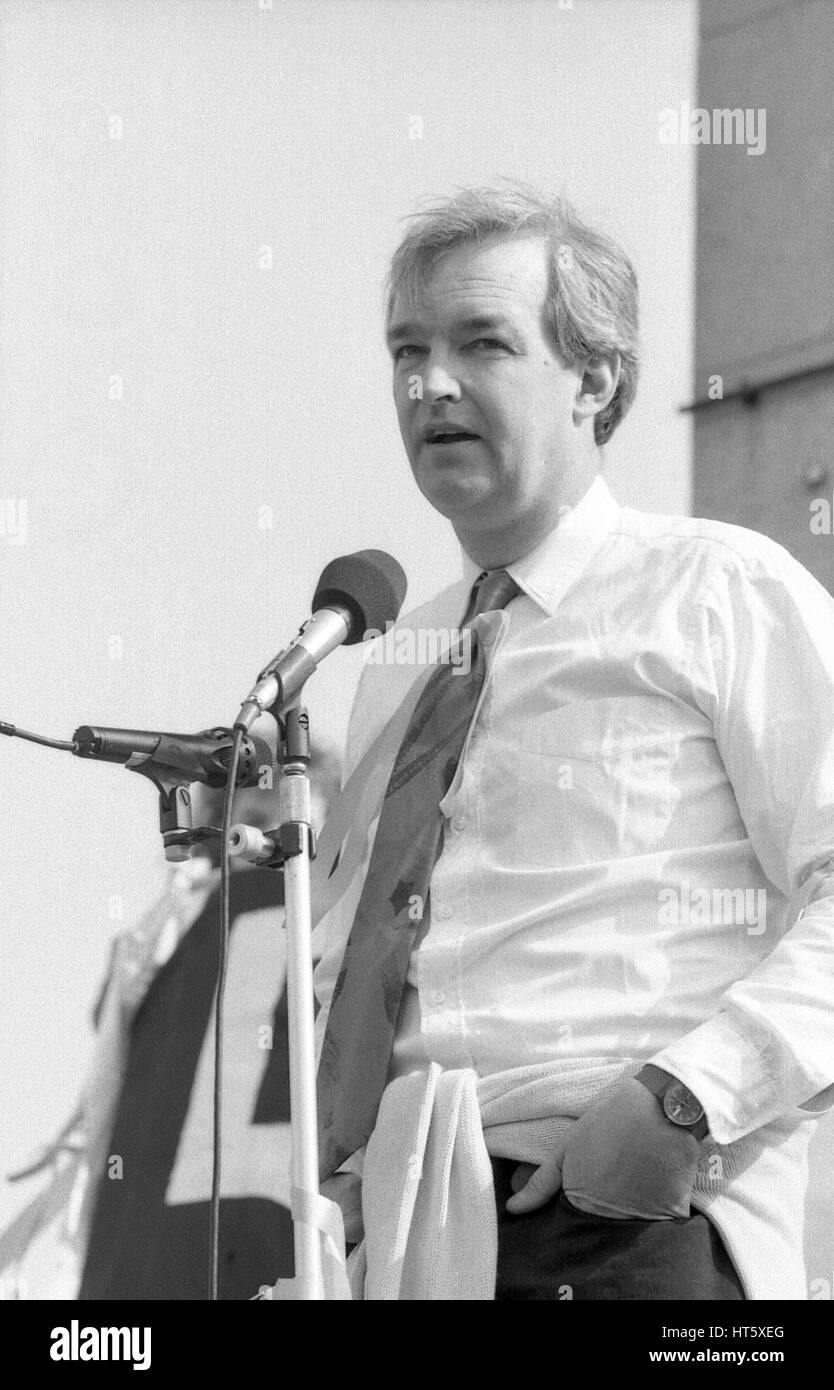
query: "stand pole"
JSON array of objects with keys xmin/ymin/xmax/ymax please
[{"xmin": 276, "ymin": 708, "xmax": 325, "ymax": 1299}]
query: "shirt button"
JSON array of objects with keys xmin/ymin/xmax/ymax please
[
  {"xmin": 429, "ymin": 989, "xmax": 446, "ymax": 1005},
  {"xmin": 437, "ymin": 904, "xmax": 453, "ymax": 920},
  {"xmin": 452, "ymin": 815, "xmax": 467, "ymax": 832}
]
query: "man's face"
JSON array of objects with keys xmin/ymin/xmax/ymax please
[{"xmin": 387, "ymin": 235, "xmax": 593, "ymax": 561}]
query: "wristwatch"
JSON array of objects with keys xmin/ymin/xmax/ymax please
[{"xmin": 635, "ymin": 1064, "xmax": 709, "ymax": 1141}]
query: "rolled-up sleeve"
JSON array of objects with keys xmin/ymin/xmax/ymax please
[{"xmin": 652, "ymin": 540, "xmax": 834, "ymax": 1144}]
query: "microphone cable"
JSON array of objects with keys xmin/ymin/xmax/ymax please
[
  {"xmin": 208, "ymin": 724, "xmax": 246, "ymax": 1301},
  {"xmin": 0, "ymin": 720, "xmax": 77, "ymax": 752}
]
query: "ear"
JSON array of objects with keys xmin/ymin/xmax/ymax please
[{"xmin": 573, "ymin": 353, "xmax": 621, "ymax": 427}]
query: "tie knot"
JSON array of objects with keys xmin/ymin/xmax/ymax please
[{"xmin": 467, "ymin": 568, "xmax": 521, "ymax": 621}]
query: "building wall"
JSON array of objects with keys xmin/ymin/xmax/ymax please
[
  {"xmin": 694, "ymin": 0, "xmax": 834, "ymax": 1295},
  {"xmin": 693, "ymin": 0, "xmax": 834, "ymax": 586}
]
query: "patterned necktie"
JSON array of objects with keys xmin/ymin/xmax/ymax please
[{"xmin": 317, "ymin": 567, "xmax": 521, "ymax": 1180}]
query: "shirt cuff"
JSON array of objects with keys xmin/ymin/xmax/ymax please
[{"xmin": 649, "ymin": 1008, "xmax": 788, "ymax": 1145}]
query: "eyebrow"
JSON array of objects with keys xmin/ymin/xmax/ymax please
[{"xmin": 385, "ymin": 313, "xmax": 522, "ymax": 347}]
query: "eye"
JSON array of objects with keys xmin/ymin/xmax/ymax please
[
  {"xmin": 470, "ymin": 337, "xmax": 508, "ymax": 351},
  {"xmin": 393, "ymin": 344, "xmax": 425, "ymax": 362}
]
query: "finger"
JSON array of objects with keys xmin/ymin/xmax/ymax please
[
  {"xmin": 506, "ymin": 1155, "xmax": 564, "ymax": 1215},
  {"xmin": 509, "ymin": 1162, "xmax": 537, "ymax": 1194}
]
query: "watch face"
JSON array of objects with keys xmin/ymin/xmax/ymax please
[{"xmin": 663, "ymin": 1082, "xmax": 705, "ymax": 1128}]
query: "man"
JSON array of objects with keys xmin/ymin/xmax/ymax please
[{"xmin": 314, "ymin": 184, "xmax": 834, "ymax": 1300}]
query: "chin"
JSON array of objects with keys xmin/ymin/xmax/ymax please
[
  {"xmin": 422, "ymin": 484, "xmax": 491, "ymax": 520},
  {"xmin": 416, "ymin": 466, "xmax": 491, "ymax": 506}
]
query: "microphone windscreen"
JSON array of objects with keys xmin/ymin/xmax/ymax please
[
  {"xmin": 312, "ymin": 549, "xmax": 407, "ymax": 644},
  {"xmin": 234, "ymin": 731, "xmax": 275, "ymax": 787}
]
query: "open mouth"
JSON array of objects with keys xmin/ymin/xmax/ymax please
[{"xmin": 424, "ymin": 430, "xmax": 481, "ymax": 445}]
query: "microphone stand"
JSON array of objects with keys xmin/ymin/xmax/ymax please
[
  {"xmin": 271, "ymin": 706, "xmax": 325, "ymax": 1299},
  {"xmin": 72, "ymin": 714, "xmax": 333, "ymax": 1294},
  {"xmin": 234, "ymin": 706, "xmax": 346, "ymax": 1301},
  {"xmin": 120, "ymin": 707, "xmax": 341, "ymax": 1296}
]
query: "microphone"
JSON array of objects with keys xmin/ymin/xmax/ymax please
[
  {"xmin": 235, "ymin": 548, "xmax": 407, "ymax": 731},
  {"xmin": 71, "ymin": 725, "xmax": 273, "ymax": 788}
]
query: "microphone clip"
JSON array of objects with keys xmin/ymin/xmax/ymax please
[
  {"xmin": 118, "ymin": 733, "xmax": 262, "ymax": 864},
  {"xmin": 227, "ymin": 818, "xmax": 316, "ymax": 870}
]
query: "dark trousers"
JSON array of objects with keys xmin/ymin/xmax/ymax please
[{"xmin": 491, "ymin": 1158, "xmax": 746, "ymax": 1301}]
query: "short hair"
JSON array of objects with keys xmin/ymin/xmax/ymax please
[{"xmin": 385, "ymin": 182, "xmax": 640, "ymax": 445}]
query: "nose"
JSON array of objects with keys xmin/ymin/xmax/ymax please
[{"xmin": 422, "ymin": 353, "xmax": 462, "ymax": 403}]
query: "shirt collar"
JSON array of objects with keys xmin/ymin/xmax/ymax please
[{"xmin": 459, "ymin": 471, "xmax": 622, "ymax": 617}]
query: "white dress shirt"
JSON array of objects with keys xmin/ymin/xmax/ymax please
[{"xmin": 314, "ymin": 471, "xmax": 834, "ymax": 1298}]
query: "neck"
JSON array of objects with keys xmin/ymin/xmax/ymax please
[{"xmin": 454, "ymin": 457, "xmax": 600, "ymax": 569}]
